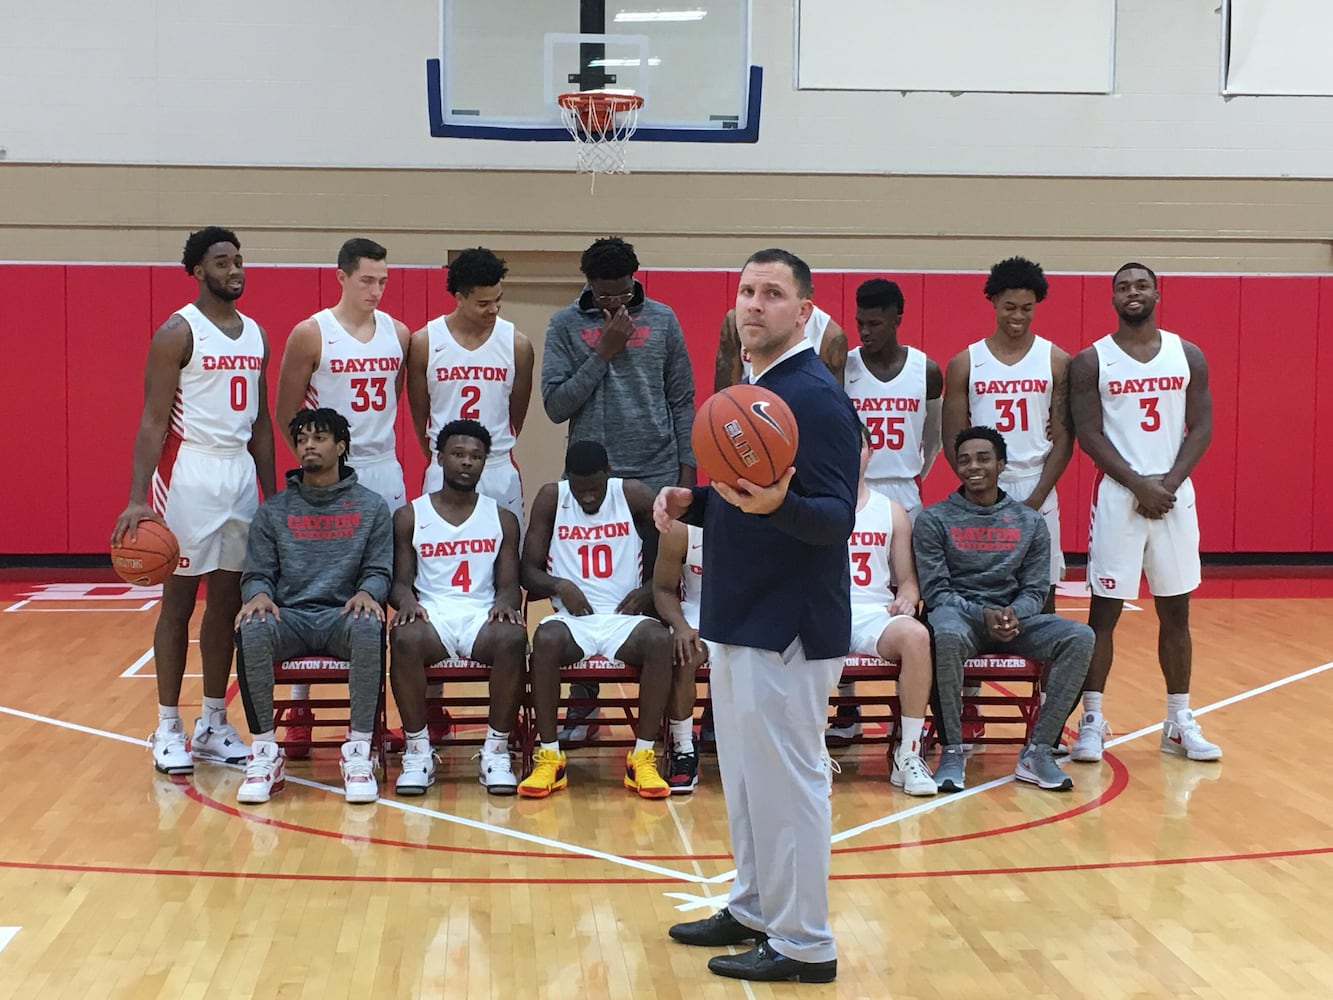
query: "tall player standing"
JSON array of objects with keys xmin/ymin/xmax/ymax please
[
  {"xmin": 273, "ymin": 238, "xmax": 411, "ymax": 754},
  {"xmin": 408, "ymin": 247, "xmax": 534, "ymax": 518},
  {"xmin": 1068, "ymin": 263, "xmax": 1221, "ymax": 764},
  {"xmin": 942, "ymin": 257, "xmax": 1072, "ymax": 608},
  {"xmin": 829, "ymin": 278, "xmax": 941, "ymax": 741},
  {"xmin": 111, "ymin": 227, "xmax": 277, "ymax": 775}
]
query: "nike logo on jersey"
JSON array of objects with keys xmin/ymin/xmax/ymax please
[
  {"xmin": 327, "ymin": 339, "xmax": 339, "ymax": 345},
  {"xmin": 847, "ymin": 376, "xmax": 861, "ymax": 383},
  {"xmin": 690, "ymin": 544, "xmax": 703, "ymax": 551}
]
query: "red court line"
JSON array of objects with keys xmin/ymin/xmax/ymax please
[{"xmin": 4, "ymin": 842, "xmax": 1330, "ymax": 888}]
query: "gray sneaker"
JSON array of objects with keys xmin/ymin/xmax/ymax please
[
  {"xmin": 933, "ymin": 745, "xmax": 967, "ymax": 793},
  {"xmin": 1015, "ymin": 743, "xmax": 1074, "ymax": 791}
]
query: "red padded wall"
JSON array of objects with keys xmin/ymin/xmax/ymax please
[
  {"xmin": 1233, "ymin": 277, "xmax": 1318, "ymax": 551},
  {"xmin": 3, "ymin": 262, "xmax": 1326, "ymax": 556},
  {"xmin": 1, "ymin": 266, "xmax": 69, "ymax": 552}
]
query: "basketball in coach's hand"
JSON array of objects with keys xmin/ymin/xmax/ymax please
[
  {"xmin": 111, "ymin": 519, "xmax": 180, "ymax": 586},
  {"xmin": 692, "ymin": 385, "xmax": 800, "ymax": 489}
]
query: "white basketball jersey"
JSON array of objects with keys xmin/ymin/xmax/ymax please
[
  {"xmin": 848, "ymin": 491, "xmax": 896, "ymax": 607},
  {"xmin": 548, "ymin": 479, "xmax": 642, "ymax": 615},
  {"xmin": 844, "ymin": 346, "xmax": 927, "ymax": 480},
  {"xmin": 680, "ymin": 524, "xmax": 704, "ymax": 624},
  {"xmin": 741, "ymin": 305, "xmax": 831, "ymax": 380},
  {"xmin": 169, "ymin": 303, "xmax": 263, "ymax": 451},
  {"xmin": 305, "ymin": 309, "xmax": 403, "ymax": 462},
  {"xmin": 411, "ymin": 493, "xmax": 503, "ymax": 610},
  {"xmin": 426, "ymin": 317, "xmax": 517, "ymax": 457},
  {"xmin": 1095, "ymin": 330, "xmax": 1190, "ymax": 476},
  {"xmin": 967, "ymin": 337, "xmax": 1054, "ymax": 476}
]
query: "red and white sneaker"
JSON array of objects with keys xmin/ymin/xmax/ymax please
[
  {"xmin": 191, "ymin": 717, "xmax": 250, "ymax": 765},
  {"xmin": 961, "ymin": 702, "xmax": 985, "ymax": 751},
  {"xmin": 1161, "ymin": 710, "xmax": 1222, "ymax": 761},
  {"xmin": 341, "ymin": 740, "xmax": 379, "ymax": 804},
  {"xmin": 283, "ymin": 706, "xmax": 315, "ymax": 760},
  {"xmin": 237, "ymin": 742, "xmax": 286, "ymax": 804}
]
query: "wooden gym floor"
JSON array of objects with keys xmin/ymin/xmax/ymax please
[{"xmin": 1, "ymin": 569, "xmax": 1331, "ymax": 999}]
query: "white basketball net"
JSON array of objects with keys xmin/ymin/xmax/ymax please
[{"xmin": 558, "ymin": 93, "xmax": 642, "ymax": 189}]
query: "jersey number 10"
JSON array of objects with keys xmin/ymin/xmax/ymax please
[{"xmin": 578, "ymin": 543, "xmax": 613, "ymax": 579}]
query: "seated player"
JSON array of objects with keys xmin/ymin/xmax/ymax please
[
  {"xmin": 835, "ymin": 423, "xmax": 936, "ymax": 796},
  {"xmin": 912, "ymin": 427, "xmax": 1092, "ymax": 793},
  {"xmin": 519, "ymin": 441, "xmax": 675, "ymax": 800},
  {"xmin": 387, "ymin": 419, "xmax": 528, "ymax": 796},
  {"xmin": 651, "ymin": 521, "xmax": 711, "ymax": 793},
  {"xmin": 234, "ymin": 408, "xmax": 393, "ymax": 804}
]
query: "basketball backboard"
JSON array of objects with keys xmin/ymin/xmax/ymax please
[{"xmin": 426, "ymin": 0, "xmax": 761, "ymax": 142}]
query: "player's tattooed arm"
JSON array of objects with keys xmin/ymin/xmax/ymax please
[{"xmin": 714, "ymin": 309, "xmax": 742, "ymax": 392}]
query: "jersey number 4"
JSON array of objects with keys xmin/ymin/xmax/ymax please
[
  {"xmin": 451, "ymin": 562, "xmax": 472, "ymax": 593},
  {"xmin": 350, "ymin": 377, "xmax": 389, "ymax": 412}
]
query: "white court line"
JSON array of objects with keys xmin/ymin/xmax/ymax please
[
  {"xmin": 700, "ymin": 659, "xmax": 1333, "ymax": 885},
  {"xmin": 0, "ymin": 926, "xmax": 19, "ymax": 954},
  {"xmin": 119, "ymin": 641, "xmax": 200, "ymax": 678},
  {"xmin": 0, "ymin": 703, "xmax": 705, "ymax": 886},
  {"xmin": 2, "ymin": 600, "xmax": 30, "ymax": 613}
]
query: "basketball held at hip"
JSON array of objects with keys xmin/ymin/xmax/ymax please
[
  {"xmin": 692, "ymin": 384, "xmax": 799, "ymax": 489},
  {"xmin": 110, "ymin": 519, "xmax": 181, "ymax": 586}
]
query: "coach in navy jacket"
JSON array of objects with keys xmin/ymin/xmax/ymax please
[{"xmin": 656, "ymin": 249, "xmax": 859, "ymax": 985}]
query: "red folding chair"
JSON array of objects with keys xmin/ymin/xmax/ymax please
[
  {"xmin": 423, "ymin": 656, "xmax": 535, "ymax": 768},
  {"xmin": 558, "ymin": 655, "xmax": 660, "ymax": 750},
  {"xmin": 272, "ymin": 655, "xmax": 389, "ymax": 772}
]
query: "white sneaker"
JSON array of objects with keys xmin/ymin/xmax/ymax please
[
  {"xmin": 1161, "ymin": 709, "xmax": 1222, "ymax": 761},
  {"xmin": 820, "ymin": 750, "xmax": 841, "ymax": 797},
  {"xmin": 150, "ymin": 718, "xmax": 192, "ymax": 774},
  {"xmin": 191, "ymin": 717, "xmax": 250, "ymax": 765},
  {"xmin": 341, "ymin": 740, "xmax": 379, "ymax": 804},
  {"xmin": 478, "ymin": 749, "xmax": 519, "ymax": 796},
  {"xmin": 396, "ymin": 738, "xmax": 437, "ymax": 797},
  {"xmin": 1070, "ymin": 712, "xmax": 1109, "ymax": 762},
  {"xmin": 558, "ymin": 705, "xmax": 601, "ymax": 743},
  {"xmin": 237, "ymin": 741, "xmax": 285, "ymax": 804},
  {"xmin": 891, "ymin": 747, "xmax": 938, "ymax": 797}
]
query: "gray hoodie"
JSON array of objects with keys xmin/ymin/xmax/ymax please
[
  {"xmin": 541, "ymin": 282, "xmax": 695, "ymax": 485},
  {"xmin": 240, "ymin": 467, "xmax": 393, "ymax": 609},
  {"xmin": 912, "ymin": 488, "xmax": 1050, "ymax": 622}
]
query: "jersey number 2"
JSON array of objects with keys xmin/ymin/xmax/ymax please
[{"xmin": 459, "ymin": 384, "xmax": 482, "ymax": 420}]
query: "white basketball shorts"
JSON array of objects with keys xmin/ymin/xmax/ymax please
[
  {"xmin": 849, "ymin": 603, "xmax": 916, "ymax": 657},
  {"xmin": 422, "ymin": 600, "xmax": 493, "ymax": 660},
  {"xmin": 865, "ymin": 476, "xmax": 922, "ymax": 522},
  {"xmin": 155, "ymin": 444, "xmax": 258, "ymax": 576},
  {"xmin": 1001, "ymin": 472, "xmax": 1065, "ymax": 585},
  {"xmin": 1087, "ymin": 475, "xmax": 1201, "ymax": 600},
  {"xmin": 540, "ymin": 612, "xmax": 653, "ymax": 661},
  {"xmin": 355, "ymin": 454, "xmax": 407, "ymax": 511},
  {"xmin": 424, "ymin": 452, "xmax": 524, "ymax": 521}
]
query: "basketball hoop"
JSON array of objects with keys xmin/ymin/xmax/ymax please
[{"xmin": 557, "ymin": 91, "xmax": 644, "ymax": 191}]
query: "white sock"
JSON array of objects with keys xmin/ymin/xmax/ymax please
[
  {"xmin": 484, "ymin": 728, "xmax": 509, "ymax": 755},
  {"xmin": 669, "ymin": 718, "xmax": 694, "ymax": 754},
  {"xmin": 898, "ymin": 717, "xmax": 925, "ymax": 756},
  {"xmin": 158, "ymin": 705, "xmax": 180, "ymax": 724},
  {"xmin": 348, "ymin": 731, "xmax": 373, "ymax": 745},
  {"xmin": 291, "ymin": 684, "xmax": 311, "ymax": 701},
  {"xmin": 541, "ymin": 740, "xmax": 560, "ymax": 753},
  {"xmin": 202, "ymin": 696, "xmax": 228, "ymax": 726},
  {"xmin": 406, "ymin": 726, "xmax": 429, "ymax": 742},
  {"xmin": 1166, "ymin": 692, "xmax": 1189, "ymax": 718},
  {"xmin": 1082, "ymin": 692, "xmax": 1104, "ymax": 716},
  {"xmin": 253, "ymin": 730, "xmax": 276, "ymax": 744},
  {"xmin": 634, "ymin": 737, "xmax": 655, "ymax": 754}
]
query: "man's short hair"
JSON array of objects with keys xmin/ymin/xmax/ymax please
[
  {"xmin": 984, "ymin": 256, "xmax": 1048, "ymax": 302},
  {"xmin": 337, "ymin": 238, "xmax": 387, "ymax": 274},
  {"xmin": 954, "ymin": 425, "xmax": 1007, "ymax": 463},
  {"xmin": 565, "ymin": 440, "xmax": 611, "ymax": 477},
  {"xmin": 290, "ymin": 407, "xmax": 352, "ymax": 464},
  {"xmin": 182, "ymin": 226, "xmax": 240, "ymax": 274},
  {"xmin": 447, "ymin": 247, "xmax": 508, "ymax": 296},
  {"xmin": 742, "ymin": 248, "xmax": 813, "ymax": 298},
  {"xmin": 580, "ymin": 238, "xmax": 639, "ymax": 281},
  {"xmin": 1113, "ymin": 261, "xmax": 1158, "ymax": 288},
  {"xmin": 856, "ymin": 278, "xmax": 904, "ymax": 312},
  {"xmin": 436, "ymin": 418, "xmax": 492, "ymax": 456}
]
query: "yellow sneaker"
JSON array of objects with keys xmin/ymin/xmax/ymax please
[
  {"xmin": 625, "ymin": 748, "xmax": 671, "ymax": 799},
  {"xmin": 518, "ymin": 748, "xmax": 568, "ymax": 799}
]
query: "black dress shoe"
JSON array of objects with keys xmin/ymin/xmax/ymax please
[
  {"xmin": 669, "ymin": 908, "xmax": 766, "ymax": 946},
  {"xmin": 707, "ymin": 941, "xmax": 837, "ymax": 983}
]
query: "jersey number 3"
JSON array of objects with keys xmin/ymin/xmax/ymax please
[
  {"xmin": 850, "ymin": 551, "xmax": 872, "ymax": 586},
  {"xmin": 1139, "ymin": 396, "xmax": 1160, "ymax": 432}
]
